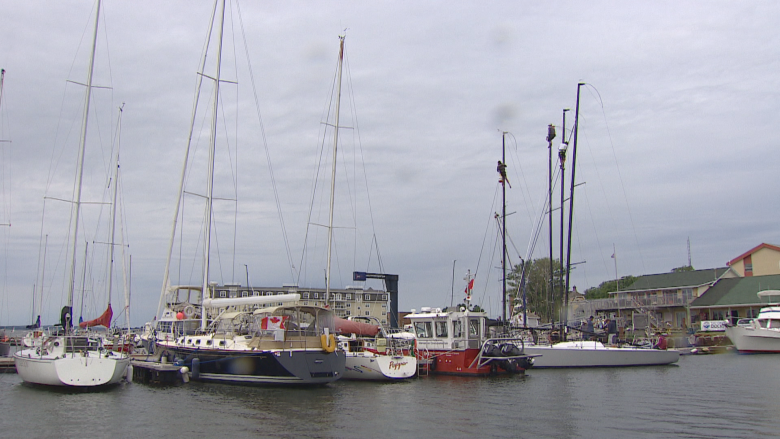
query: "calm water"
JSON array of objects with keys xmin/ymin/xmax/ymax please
[{"xmin": 1, "ymin": 352, "xmax": 778, "ymax": 439}]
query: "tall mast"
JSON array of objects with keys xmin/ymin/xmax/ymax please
[
  {"xmin": 501, "ymin": 132, "xmax": 507, "ymax": 325},
  {"xmin": 67, "ymin": 0, "xmax": 101, "ymax": 330},
  {"xmin": 156, "ymin": 0, "xmax": 220, "ymax": 320},
  {"xmin": 558, "ymin": 130, "xmax": 566, "ymax": 339},
  {"xmin": 325, "ymin": 35, "xmax": 345, "ymax": 305},
  {"xmin": 107, "ymin": 105, "xmax": 123, "ymax": 313},
  {"xmin": 201, "ymin": 0, "xmax": 227, "ymax": 330},
  {"xmin": 564, "ymin": 82, "xmax": 584, "ymax": 336}
]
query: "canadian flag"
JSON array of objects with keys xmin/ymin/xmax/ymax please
[
  {"xmin": 261, "ymin": 315, "xmax": 288, "ymax": 330},
  {"xmin": 464, "ymin": 278, "xmax": 474, "ymax": 293}
]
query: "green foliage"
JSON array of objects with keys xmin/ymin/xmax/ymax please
[
  {"xmin": 672, "ymin": 265, "xmax": 694, "ymax": 272},
  {"xmin": 445, "ymin": 303, "xmax": 483, "ymax": 313},
  {"xmin": 507, "ymin": 257, "xmax": 564, "ymax": 324},
  {"xmin": 584, "ymin": 275, "xmax": 638, "ymax": 299}
]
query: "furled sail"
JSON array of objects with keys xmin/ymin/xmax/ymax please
[{"xmin": 79, "ymin": 304, "xmax": 113, "ymax": 328}]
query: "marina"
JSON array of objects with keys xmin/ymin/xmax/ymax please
[
  {"xmin": 0, "ymin": 2, "xmax": 778, "ymax": 438},
  {"xmin": 0, "ymin": 352, "xmax": 777, "ymax": 438}
]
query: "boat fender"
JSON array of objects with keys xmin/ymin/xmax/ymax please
[
  {"xmin": 321, "ymin": 334, "xmax": 336, "ymax": 353},
  {"xmin": 430, "ymin": 356, "xmax": 437, "ymax": 371},
  {"xmin": 191, "ymin": 358, "xmax": 200, "ymax": 380}
]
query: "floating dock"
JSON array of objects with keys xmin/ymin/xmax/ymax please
[
  {"xmin": 0, "ymin": 357, "xmax": 16, "ymax": 373},
  {"xmin": 130, "ymin": 356, "xmax": 189, "ymax": 385}
]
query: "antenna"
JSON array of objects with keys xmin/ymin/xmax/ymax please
[{"xmin": 687, "ymin": 237, "xmax": 692, "ymax": 267}]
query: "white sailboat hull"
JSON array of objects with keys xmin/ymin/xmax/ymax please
[
  {"xmin": 14, "ymin": 349, "xmax": 130, "ymax": 387},
  {"xmin": 524, "ymin": 341, "xmax": 680, "ymax": 368},
  {"xmin": 725, "ymin": 326, "xmax": 780, "ymax": 353},
  {"xmin": 343, "ymin": 351, "xmax": 417, "ymax": 380}
]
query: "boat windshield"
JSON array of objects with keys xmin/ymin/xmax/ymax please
[
  {"xmin": 435, "ymin": 321, "xmax": 448, "ymax": 338},
  {"xmin": 414, "ymin": 321, "xmax": 433, "ymax": 338},
  {"xmin": 452, "ymin": 320, "xmax": 462, "ymax": 338},
  {"xmin": 252, "ymin": 307, "xmax": 332, "ymax": 337},
  {"xmin": 468, "ymin": 318, "xmax": 481, "ymax": 339}
]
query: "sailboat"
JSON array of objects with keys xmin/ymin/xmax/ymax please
[
  {"xmin": 152, "ymin": 0, "xmax": 344, "ymax": 385},
  {"xmin": 520, "ymin": 83, "xmax": 679, "ymax": 368},
  {"xmin": 13, "ymin": 0, "xmax": 130, "ymax": 386}
]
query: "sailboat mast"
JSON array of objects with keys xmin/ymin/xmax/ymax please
[
  {"xmin": 325, "ymin": 35, "xmax": 345, "ymax": 304},
  {"xmin": 156, "ymin": 0, "xmax": 220, "ymax": 320},
  {"xmin": 501, "ymin": 132, "xmax": 507, "ymax": 325},
  {"xmin": 107, "ymin": 105, "xmax": 123, "ymax": 312},
  {"xmin": 564, "ymin": 82, "xmax": 584, "ymax": 335},
  {"xmin": 67, "ymin": 0, "xmax": 101, "ymax": 328},
  {"xmin": 201, "ymin": 0, "xmax": 227, "ymax": 330}
]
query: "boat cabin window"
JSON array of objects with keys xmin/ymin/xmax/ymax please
[
  {"xmin": 758, "ymin": 319, "xmax": 768, "ymax": 328},
  {"xmin": 468, "ymin": 318, "xmax": 481, "ymax": 338},
  {"xmin": 414, "ymin": 321, "xmax": 433, "ymax": 338},
  {"xmin": 435, "ymin": 321, "xmax": 448, "ymax": 338},
  {"xmin": 452, "ymin": 320, "xmax": 463, "ymax": 338},
  {"xmin": 770, "ymin": 319, "xmax": 780, "ymax": 329}
]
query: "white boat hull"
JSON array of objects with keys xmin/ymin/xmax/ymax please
[
  {"xmin": 14, "ymin": 350, "xmax": 130, "ymax": 387},
  {"xmin": 725, "ymin": 326, "xmax": 780, "ymax": 353},
  {"xmin": 343, "ymin": 351, "xmax": 417, "ymax": 380},
  {"xmin": 524, "ymin": 341, "xmax": 680, "ymax": 368}
]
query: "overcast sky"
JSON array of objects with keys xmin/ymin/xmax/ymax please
[{"xmin": 1, "ymin": 1, "xmax": 778, "ymax": 327}]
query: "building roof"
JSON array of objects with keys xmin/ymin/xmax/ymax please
[
  {"xmin": 727, "ymin": 243, "xmax": 780, "ymax": 266},
  {"xmin": 616, "ymin": 268, "xmax": 731, "ymax": 293},
  {"xmin": 690, "ymin": 274, "xmax": 780, "ymax": 308}
]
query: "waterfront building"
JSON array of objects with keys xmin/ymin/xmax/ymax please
[
  {"xmin": 570, "ymin": 243, "xmax": 780, "ymax": 331},
  {"xmin": 689, "ymin": 274, "xmax": 780, "ymax": 322},
  {"xmin": 726, "ymin": 243, "xmax": 780, "ymax": 277},
  {"xmin": 212, "ymin": 284, "xmax": 391, "ymax": 326}
]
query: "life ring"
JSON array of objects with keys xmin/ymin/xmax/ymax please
[
  {"xmin": 321, "ymin": 334, "xmax": 336, "ymax": 353},
  {"xmin": 183, "ymin": 305, "xmax": 196, "ymax": 319}
]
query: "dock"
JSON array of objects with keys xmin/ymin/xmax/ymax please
[
  {"xmin": 0, "ymin": 357, "xmax": 16, "ymax": 373},
  {"xmin": 130, "ymin": 356, "xmax": 189, "ymax": 385}
]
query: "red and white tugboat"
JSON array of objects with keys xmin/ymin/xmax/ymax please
[{"xmin": 407, "ymin": 301, "xmax": 535, "ymax": 376}]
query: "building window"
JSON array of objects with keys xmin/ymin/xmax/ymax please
[
  {"xmin": 382, "ymin": 294, "xmax": 388, "ymax": 301},
  {"xmin": 302, "ymin": 292, "xmax": 309, "ymax": 299},
  {"xmin": 345, "ymin": 293, "xmax": 351, "ymax": 300},
  {"xmin": 334, "ymin": 293, "xmax": 342, "ymax": 301},
  {"xmin": 346, "ymin": 310, "xmax": 351, "ymax": 316},
  {"xmin": 365, "ymin": 311, "xmax": 370, "ymax": 316},
  {"xmin": 242, "ymin": 290, "xmax": 249, "ymax": 297},
  {"xmin": 219, "ymin": 290, "xmax": 227, "ymax": 298}
]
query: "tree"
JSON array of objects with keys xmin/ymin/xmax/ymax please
[
  {"xmin": 672, "ymin": 265, "xmax": 694, "ymax": 272},
  {"xmin": 507, "ymin": 257, "xmax": 564, "ymax": 324},
  {"xmin": 584, "ymin": 275, "xmax": 638, "ymax": 299},
  {"xmin": 445, "ymin": 303, "xmax": 484, "ymax": 313}
]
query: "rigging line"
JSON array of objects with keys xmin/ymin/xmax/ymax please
[
  {"xmin": 504, "ymin": 131, "xmax": 537, "ymax": 227},
  {"xmin": 476, "ymin": 217, "xmax": 501, "ymax": 310},
  {"xmin": 297, "ymin": 38, "xmax": 342, "ymax": 286},
  {"xmin": 344, "ymin": 46, "xmax": 384, "ymax": 275},
  {"xmin": 215, "ymin": 75, "xmax": 238, "ymax": 283},
  {"xmin": 586, "ymin": 83, "xmax": 646, "ymax": 274},
  {"xmin": 474, "ymin": 183, "xmax": 503, "ymax": 289}
]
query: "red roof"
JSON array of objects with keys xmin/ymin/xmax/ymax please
[{"xmin": 727, "ymin": 243, "xmax": 780, "ymax": 266}]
